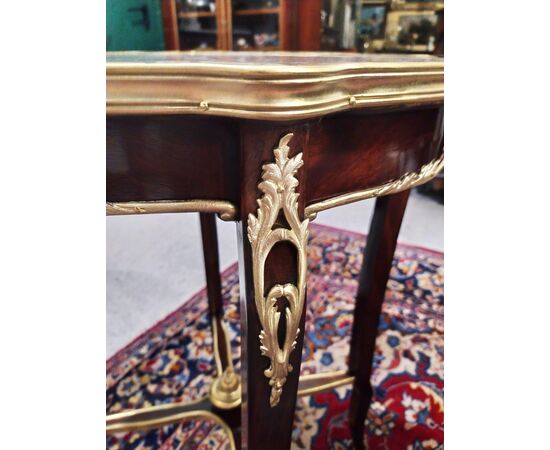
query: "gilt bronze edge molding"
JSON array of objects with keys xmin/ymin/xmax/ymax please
[
  {"xmin": 106, "ymin": 200, "xmax": 237, "ymax": 221},
  {"xmin": 107, "ymin": 56, "xmax": 442, "ymax": 119},
  {"xmin": 106, "ymin": 52, "xmax": 443, "ymax": 79},
  {"xmin": 305, "ymin": 153, "xmax": 444, "ymax": 220},
  {"xmin": 106, "ymin": 91, "xmax": 443, "ymax": 120},
  {"xmin": 107, "ymin": 64, "xmax": 443, "ymax": 78},
  {"xmin": 106, "ymin": 69, "xmax": 443, "ymax": 84},
  {"xmin": 107, "ymin": 50, "xmax": 443, "ymax": 118}
]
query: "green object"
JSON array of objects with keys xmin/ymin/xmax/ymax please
[{"xmin": 107, "ymin": 0, "xmax": 166, "ymax": 51}]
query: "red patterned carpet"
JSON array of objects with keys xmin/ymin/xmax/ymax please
[{"xmin": 107, "ymin": 223, "xmax": 443, "ymax": 449}]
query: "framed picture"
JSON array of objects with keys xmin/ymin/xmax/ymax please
[
  {"xmin": 384, "ymin": 10, "xmax": 438, "ymax": 52},
  {"xmin": 356, "ymin": 2, "xmax": 388, "ymax": 40},
  {"xmin": 390, "ymin": 0, "xmax": 443, "ymax": 11}
]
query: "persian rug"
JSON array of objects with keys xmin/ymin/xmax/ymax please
[{"xmin": 107, "ymin": 223, "xmax": 444, "ymax": 450}]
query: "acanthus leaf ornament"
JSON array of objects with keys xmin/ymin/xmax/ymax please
[{"xmin": 247, "ymin": 133, "xmax": 309, "ymax": 407}]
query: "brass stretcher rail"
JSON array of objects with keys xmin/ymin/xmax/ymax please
[
  {"xmin": 107, "ymin": 409, "xmax": 237, "ymax": 450},
  {"xmin": 106, "ymin": 370, "xmax": 354, "ymax": 435}
]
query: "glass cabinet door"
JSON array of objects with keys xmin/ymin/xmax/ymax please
[
  {"xmin": 176, "ymin": 0, "xmax": 222, "ymax": 49},
  {"xmin": 231, "ymin": 0, "xmax": 281, "ymax": 50}
]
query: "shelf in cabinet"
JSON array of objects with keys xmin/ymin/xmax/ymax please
[
  {"xmin": 179, "ymin": 11, "xmax": 216, "ymax": 19},
  {"xmin": 234, "ymin": 7, "xmax": 279, "ymax": 16},
  {"xmin": 179, "ymin": 29, "xmax": 218, "ymax": 35},
  {"xmin": 236, "ymin": 45, "xmax": 280, "ymax": 51}
]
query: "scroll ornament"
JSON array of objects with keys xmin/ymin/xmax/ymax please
[{"xmin": 247, "ymin": 133, "xmax": 309, "ymax": 407}]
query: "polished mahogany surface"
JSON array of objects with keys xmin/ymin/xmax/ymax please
[
  {"xmin": 107, "ymin": 109, "xmax": 443, "ymax": 208},
  {"xmin": 305, "ymin": 108, "xmax": 442, "ymax": 203},
  {"xmin": 107, "ymin": 116, "xmax": 240, "ymax": 203}
]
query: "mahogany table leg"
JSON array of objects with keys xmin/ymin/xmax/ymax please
[
  {"xmin": 237, "ymin": 223, "xmax": 307, "ymax": 449},
  {"xmin": 199, "ymin": 213, "xmax": 231, "ymax": 370},
  {"xmin": 200, "ymin": 213, "xmax": 242, "ymax": 428},
  {"xmin": 348, "ymin": 190, "xmax": 410, "ymax": 449},
  {"xmin": 237, "ymin": 124, "xmax": 310, "ymax": 449}
]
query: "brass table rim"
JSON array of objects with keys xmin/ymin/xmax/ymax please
[
  {"xmin": 107, "ymin": 51, "xmax": 443, "ymax": 120},
  {"xmin": 107, "ymin": 50, "xmax": 444, "ymax": 78}
]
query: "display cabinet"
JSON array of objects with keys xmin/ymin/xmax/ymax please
[
  {"xmin": 231, "ymin": 0, "xmax": 282, "ymax": 50},
  {"xmin": 173, "ymin": 0, "xmax": 227, "ymax": 49},
  {"xmin": 163, "ymin": 0, "xmax": 321, "ymax": 50}
]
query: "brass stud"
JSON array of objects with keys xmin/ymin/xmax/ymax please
[
  {"xmin": 199, "ymin": 100, "xmax": 209, "ymax": 111},
  {"xmin": 348, "ymin": 95, "xmax": 357, "ymax": 106}
]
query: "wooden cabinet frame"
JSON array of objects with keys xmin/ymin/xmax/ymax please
[{"xmin": 162, "ymin": 0, "xmax": 321, "ymax": 51}]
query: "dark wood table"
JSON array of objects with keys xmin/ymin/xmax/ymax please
[{"xmin": 106, "ymin": 51, "xmax": 443, "ymax": 450}]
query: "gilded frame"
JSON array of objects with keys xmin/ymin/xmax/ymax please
[
  {"xmin": 390, "ymin": 0, "xmax": 443, "ymax": 11},
  {"xmin": 384, "ymin": 10, "xmax": 438, "ymax": 52},
  {"xmin": 355, "ymin": 0, "xmax": 390, "ymax": 42}
]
